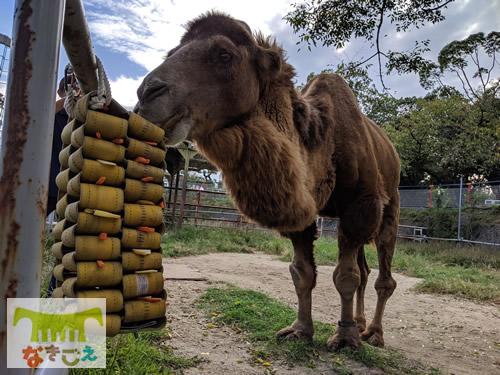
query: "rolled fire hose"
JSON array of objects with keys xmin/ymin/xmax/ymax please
[{"xmin": 51, "ymin": 93, "xmax": 168, "ymax": 336}]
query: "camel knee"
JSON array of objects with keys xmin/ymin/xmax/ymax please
[
  {"xmin": 374, "ymin": 277, "xmax": 397, "ymax": 299},
  {"xmin": 289, "ymin": 263, "xmax": 316, "ymax": 294},
  {"xmin": 333, "ymin": 267, "xmax": 361, "ymax": 299}
]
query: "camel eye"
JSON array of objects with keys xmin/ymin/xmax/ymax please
[{"xmin": 219, "ymin": 51, "xmax": 232, "ymax": 64}]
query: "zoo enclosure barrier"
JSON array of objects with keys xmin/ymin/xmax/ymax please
[{"xmin": 164, "ymin": 174, "xmax": 500, "ymax": 247}]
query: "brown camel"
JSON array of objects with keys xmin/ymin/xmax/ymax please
[{"xmin": 135, "ymin": 11, "xmax": 400, "ymax": 351}]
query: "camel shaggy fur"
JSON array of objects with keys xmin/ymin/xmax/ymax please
[{"xmin": 135, "ymin": 11, "xmax": 400, "ymax": 350}]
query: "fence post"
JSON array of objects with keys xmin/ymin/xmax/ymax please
[
  {"xmin": 177, "ymin": 143, "xmax": 197, "ymax": 229},
  {"xmin": 429, "ymin": 185, "xmax": 434, "ymax": 207},
  {"xmin": 166, "ymin": 174, "xmax": 174, "ymax": 209},
  {"xmin": 466, "ymin": 182, "xmax": 471, "ymax": 207},
  {"xmin": 195, "ymin": 189, "xmax": 201, "ymax": 226},
  {"xmin": 0, "ymin": 0, "xmax": 65, "ymax": 370},
  {"xmin": 171, "ymin": 172, "xmax": 179, "ymax": 224},
  {"xmin": 457, "ymin": 176, "xmax": 463, "ymax": 241}
]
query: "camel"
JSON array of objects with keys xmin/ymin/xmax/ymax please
[{"xmin": 135, "ymin": 11, "xmax": 400, "ymax": 351}]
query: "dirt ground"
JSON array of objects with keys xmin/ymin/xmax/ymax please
[{"xmin": 162, "ymin": 253, "xmax": 500, "ymax": 375}]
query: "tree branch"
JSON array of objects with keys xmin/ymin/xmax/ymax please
[
  {"xmin": 453, "ymin": 69, "xmax": 473, "ymax": 101},
  {"xmin": 486, "ymin": 50, "xmax": 496, "ymax": 84},
  {"xmin": 376, "ymin": 0, "xmax": 389, "ymax": 91},
  {"xmin": 459, "ymin": 66, "xmax": 480, "ymax": 99},
  {"xmin": 422, "ymin": 0, "xmax": 454, "ymax": 12},
  {"xmin": 354, "ymin": 52, "xmax": 379, "ymax": 67},
  {"xmin": 473, "ymin": 48, "xmax": 486, "ymax": 90}
]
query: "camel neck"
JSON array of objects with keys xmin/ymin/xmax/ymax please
[{"xmin": 257, "ymin": 80, "xmax": 298, "ymax": 141}]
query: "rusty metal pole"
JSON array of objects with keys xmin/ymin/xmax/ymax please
[
  {"xmin": 195, "ymin": 189, "xmax": 201, "ymax": 226},
  {"xmin": 177, "ymin": 144, "xmax": 197, "ymax": 230},
  {"xmin": 62, "ymin": 0, "xmax": 98, "ymax": 94},
  {"xmin": 167, "ymin": 174, "xmax": 174, "ymax": 209},
  {"xmin": 178, "ymin": 154, "xmax": 190, "ymax": 229},
  {"xmin": 0, "ymin": 0, "xmax": 65, "ymax": 371},
  {"xmin": 171, "ymin": 172, "xmax": 180, "ymax": 223}
]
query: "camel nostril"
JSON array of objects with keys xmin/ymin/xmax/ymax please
[{"xmin": 143, "ymin": 83, "xmax": 169, "ymax": 103}]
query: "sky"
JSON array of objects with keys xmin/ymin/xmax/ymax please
[{"xmin": 0, "ymin": 0, "xmax": 499, "ymax": 110}]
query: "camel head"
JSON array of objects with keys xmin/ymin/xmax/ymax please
[{"xmin": 135, "ymin": 11, "xmax": 282, "ymax": 145}]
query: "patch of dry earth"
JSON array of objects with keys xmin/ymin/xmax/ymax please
[{"xmin": 163, "ymin": 253, "xmax": 500, "ymax": 375}]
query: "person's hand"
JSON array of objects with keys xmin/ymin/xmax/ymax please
[{"xmin": 55, "ymin": 97, "xmax": 65, "ymax": 113}]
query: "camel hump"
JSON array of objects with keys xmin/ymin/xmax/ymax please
[
  {"xmin": 293, "ymin": 72, "xmax": 363, "ymax": 149},
  {"xmin": 304, "ymin": 73, "xmax": 360, "ymax": 109}
]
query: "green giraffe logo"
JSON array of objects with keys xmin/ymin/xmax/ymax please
[{"xmin": 13, "ymin": 307, "xmax": 104, "ymax": 342}]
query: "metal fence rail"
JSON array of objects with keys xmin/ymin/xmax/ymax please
[{"xmin": 165, "ymin": 176, "xmax": 500, "ymax": 246}]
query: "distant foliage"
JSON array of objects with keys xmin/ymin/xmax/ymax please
[
  {"xmin": 287, "ymin": 0, "xmax": 499, "ymax": 184},
  {"xmin": 286, "ymin": 0, "xmax": 455, "ymax": 90},
  {"xmin": 383, "ymin": 94, "xmax": 499, "ymax": 184}
]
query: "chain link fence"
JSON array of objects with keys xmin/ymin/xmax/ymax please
[{"xmin": 164, "ymin": 175, "xmax": 500, "ymax": 246}]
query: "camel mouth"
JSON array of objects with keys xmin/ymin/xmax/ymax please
[
  {"xmin": 161, "ymin": 112, "xmax": 185, "ymax": 130},
  {"xmin": 159, "ymin": 111, "xmax": 193, "ymax": 145}
]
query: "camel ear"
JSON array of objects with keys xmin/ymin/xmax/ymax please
[{"xmin": 256, "ymin": 47, "xmax": 281, "ymax": 77}]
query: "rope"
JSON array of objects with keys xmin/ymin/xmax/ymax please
[
  {"xmin": 64, "ymin": 86, "xmax": 77, "ymax": 117},
  {"xmin": 89, "ymin": 56, "xmax": 112, "ymax": 110},
  {"xmin": 63, "ymin": 56, "xmax": 112, "ymax": 117}
]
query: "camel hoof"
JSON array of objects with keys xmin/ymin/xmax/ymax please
[
  {"xmin": 275, "ymin": 326, "xmax": 313, "ymax": 341},
  {"xmin": 327, "ymin": 326, "xmax": 363, "ymax": 352},
  {"xmin": 360, "ymin": 329, "xmax": 385, "ymax": 347},
  {"xmin": 355, "ymin": 318, "xmax": 366, "ymax": 333}
]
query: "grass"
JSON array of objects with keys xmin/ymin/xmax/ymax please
[
  {"xmin": 391, "ymin": 242, "xmax": 500, "ymax": 301},
  {"xmin": 161, "ymin": 225, "xmax": 291, "ymax": 257},
  {"xmin": 70, "ymin": 330, "xmax": 201, "ymax": 374},
  {"xmin": 41, "ymin": 234, "xmax": 56, "ymax": 298},
  {"xmin": 282, "ymin": 239, "xmax": 500, "ymax": 302},
  {"xmin": 161, "ymin": 226, "xmax": 500, "ymax": 302},
  {"xmin": 199, "ymin": 285, "xmax": 439, "ymax": 374},
  {"xmin": 39, "ymin": 224, "xmax": 496, "ymax": 372},
  {"xmin": 41, "ymin": 235, "xmax": 200, "ymax": 374}
]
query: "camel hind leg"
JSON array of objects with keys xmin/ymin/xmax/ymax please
[
  {"xmin": 355, "ymin": 246, "xmax": 370, "ymax": 333},
  {"xmin": 327, "ymin": 191, "xmax": 388, "ymax": 351},
  {"xmin": 361, "ymin": 196, "xmax": 399, "ymax": 347},
  {"xmin": 276, "ymin": 222, "xmax": 317, "ymax": 341}
]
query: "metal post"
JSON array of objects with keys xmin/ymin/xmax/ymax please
[
  {"xmin": 0, "ymin": 0, "xmax": 65, "ymax": 372},
  {"xmin": 62, "ymin": 0, "xmax": 98, "ymax": 94},
  {"xmin": 429, "ymin": 184, "xmax": 434, "ymax": 207},
  {"xmin": 177, "ymin": 144, "xmax": 197, "ymax": 230},
  {"xmin": 167, "ymin": 174, "xmax": 174, "ymax": 209},
  {"xmin": 171, "ymin": 172, "xmax": 179, "ymax": 223},
  {"xmin": 195, "ymin": 189, "xmax": 201, "ymax": 226},
  {"xmin": 457, "ymin": 176, "xmax": 463, "ymax": 241},
  {"xmin": 178, "ymin": 152, "xmax": 191, "ymax": 229}
]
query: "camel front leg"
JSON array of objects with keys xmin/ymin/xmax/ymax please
[
  {"xmin": 276, "ymin": 223, "xmax": 317, "ymax": 341},
  {"xmin": 327, "ymin": 230, "xmax": 363, "ymax": 351}
]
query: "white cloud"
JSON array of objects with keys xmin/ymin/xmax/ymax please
[
  {"xmin": 84, "ymin": 0, "xmax": 293, "ymax": 73},
  {"xmin": 82, "ymin": 0, "xmax": 499, "ymax": 101},
  {"xmin": 109, "ymin": 74, "xmax": 145, "ymax": 110},
  {"xmin": 83, "ymin": 0, "xmax": 293, "ymax": 108}
]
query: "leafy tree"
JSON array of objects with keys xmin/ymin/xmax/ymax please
[
  {"xmin": 384, "ymin": 94, "xmax": 499, "ymax": 184},
  {"xmin": 417, "ymin": 31, "xmax": 500, "ymax": 100},
  {"xmin": 285, "ymin": 0, "xmax": 455, "ymax": 90}
]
